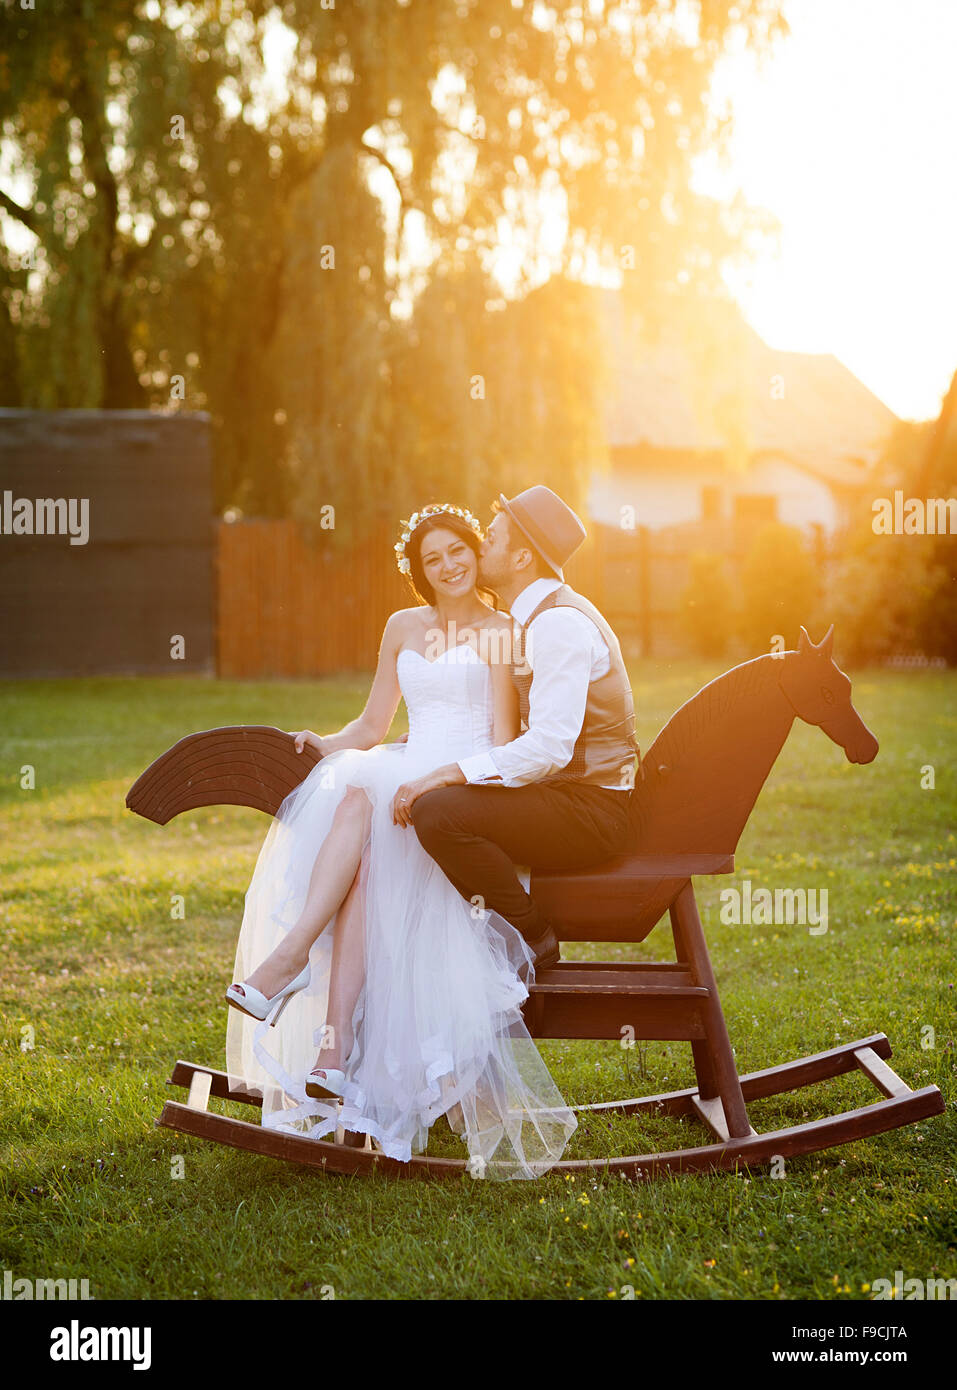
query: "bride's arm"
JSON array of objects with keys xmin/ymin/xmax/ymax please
[{"xmin": 301, "ymin": 612, "xmax": 404, "ymax": 756}]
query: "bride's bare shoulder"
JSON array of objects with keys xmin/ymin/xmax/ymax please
[
  {"xmin": 385, "ymin": 606, "xmax": 429, "ymax": 634},
  {"xmin": 479, "ymin": 610, "xmax": 513, "ymax": 634},
  {"xmin": 475, "ymin": 610, "xmax": 515, "ymax": 664},
  {"xmin": 382, "ymin": 607, "xmax": 435, "ymax": 655}
]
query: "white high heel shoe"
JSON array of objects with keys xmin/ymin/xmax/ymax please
[
  {"xmin": 225, "ymin": 963, "xmax": 311, "ymax": 1026},
  {"xmin": 305, "ymin": 1066, "xmax": 346, "ymax": 1099}
]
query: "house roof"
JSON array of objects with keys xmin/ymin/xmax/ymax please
[{"xmin": 596, "ymin": 289, "xmax": 899, "ymax": 482}]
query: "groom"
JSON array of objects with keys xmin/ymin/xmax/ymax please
[{"xmin": 402, "ymin": 485, "xmax": 640, "ymax": 968}]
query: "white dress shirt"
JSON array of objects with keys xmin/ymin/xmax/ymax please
[{"xmin": 457, "ymin": 576, "xmax": 629, "ymax": 791}]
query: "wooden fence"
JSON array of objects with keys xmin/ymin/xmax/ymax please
[
  {"xmin": 215, "ymin": 515, "xmax": 820, "ymax": 677},
  {"xmin": 216, "ymin": 517, "xmax": 647, "ymax": 677},
  {"xmin": 217, "ymin": 519, "xmax": 407, "ymax": 677}
]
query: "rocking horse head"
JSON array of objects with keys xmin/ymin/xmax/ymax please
[
  {"xmin": 629, "ymin": 624, "xmax": 878, "ymax": 858},
  {"xmin": 778, "ymin": 624, "xmax": 879, "ymax": 765}
]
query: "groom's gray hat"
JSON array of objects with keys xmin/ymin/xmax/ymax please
[{"xmin": 497, "ymin": 485, "xmax": 587, "ymax": 581}]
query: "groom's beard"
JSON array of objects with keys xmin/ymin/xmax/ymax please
[{"xmin": 477, "ymin": 559, "xmax": 502, "ymax": 592}]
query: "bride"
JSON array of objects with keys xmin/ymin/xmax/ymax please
[{"xmin": 224, "ymin": 503, "xmax": 577, "ymax": 1179}]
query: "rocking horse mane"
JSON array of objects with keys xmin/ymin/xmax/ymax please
[
  {"xmin": 646, "ymin": 655, "xmax": 772, "ymax": 764},
  {"xmin": 629, "ymin": 654, "xmax": 795, "ymax": 857}
]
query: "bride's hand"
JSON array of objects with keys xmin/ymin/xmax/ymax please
[
  {"xmin": 392, "ymin": 777, "xmax": 428, "ymax": 827},
  {"xmin": 291, "ymin": 730, "xmax": 324, "ymax": 756},
  {"xmin": 392, "ymin": 763, "xmax": 464, "ymax": 825}
]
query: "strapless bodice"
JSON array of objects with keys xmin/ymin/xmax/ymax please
[{"xmin": 397, "ymin": 644, "xmax": 495, "ymax": 768}]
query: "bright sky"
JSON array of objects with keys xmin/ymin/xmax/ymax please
[{"xmin": 694, "ymin": 0, "xmax": 957, "ymax": 422}]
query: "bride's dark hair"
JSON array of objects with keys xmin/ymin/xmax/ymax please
[{"xmin": 403, "ymin": 512, "xmax": 496, "ymax": 608}]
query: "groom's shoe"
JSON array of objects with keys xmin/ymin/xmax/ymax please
[{"xmin": 526, "ymin": 923, "xmax": 561, "ymax": 970}]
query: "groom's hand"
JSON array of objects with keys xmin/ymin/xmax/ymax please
[{"xmin": 391, "ymin": 763, "xmax": 466, "ymax": 826}]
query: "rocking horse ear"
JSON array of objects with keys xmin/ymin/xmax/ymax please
[
  {"xmin": 818, "ymin": 624, "xmax": 835, "ymax": 660},
  {"xmin": 797, "ymin": 625, "xmax": 812, "ymax": 654}
]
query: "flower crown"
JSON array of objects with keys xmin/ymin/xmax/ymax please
[{"xmin": 394, "ymin": 504, "xmax": 484, "ymax": 575}]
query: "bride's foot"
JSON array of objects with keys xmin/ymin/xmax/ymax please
[
  {"xmin": 305, "ymin": 1066, "xmax": 346, "ymax": 1099},
  {"xmin": 225, "ymin": 961, "xmax": 311, "ymax": 1025},
  {"xmin": 242, "ymin": 945, "xmax": 311, "ymax": 1002}
]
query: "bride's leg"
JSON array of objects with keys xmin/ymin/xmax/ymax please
[
  {"xmin": 239, "ymin": 786, "xmax": 372, "ymax": 999},
  {"xmin": 313, "ymin": 865, "xmax": 365, "ymax": 1071}
]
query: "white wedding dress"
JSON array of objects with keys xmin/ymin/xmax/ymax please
[{"xmin": 225, "ymin": 642, "xmax": 578, "ymax": 1179}]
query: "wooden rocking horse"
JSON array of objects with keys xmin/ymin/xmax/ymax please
[{"xmin": 127, "ymin": 625, "xmax": 944, "ymax": 1179}]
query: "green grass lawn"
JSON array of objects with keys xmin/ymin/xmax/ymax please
[{"xmin": 1, "ymin": 663, "xmax": 954, "ymax": 1301}]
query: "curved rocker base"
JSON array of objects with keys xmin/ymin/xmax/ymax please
[{"xmin": 155, "ymin": 1033, "xmax": 945, "ymax": 1182}]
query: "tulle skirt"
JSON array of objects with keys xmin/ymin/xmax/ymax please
[{"xmin": 225, "ymin": 741, "xmax": 578, "ymax": 1179}]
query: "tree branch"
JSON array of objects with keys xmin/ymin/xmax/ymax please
[
  {"xmin": 0, "ymin": 188, "xmax": 40, "ymax": 236},
  {"xmin": 359, "ymin": 137, "xmax": 420, "ymax": 220}
]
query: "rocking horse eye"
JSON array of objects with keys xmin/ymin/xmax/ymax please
[{"xmin": 821, "ymin": 687, "xmax": 834, "ymax": 704}]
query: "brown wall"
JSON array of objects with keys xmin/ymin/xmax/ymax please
[{"xmin": 0, "ymin": 409, "xmax": 214, "ymax": 677}]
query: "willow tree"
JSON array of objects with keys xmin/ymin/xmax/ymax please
[{"xmin": 1, "ymin": 0, "xmax": 786, "ymax": 522}]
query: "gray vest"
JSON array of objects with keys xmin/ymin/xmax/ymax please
[{"xmin": 512, "ymin": 584, "xmax": 640, "ymax": 788}]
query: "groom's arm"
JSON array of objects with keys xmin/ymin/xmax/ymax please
[
  {"xmin": 457, "ymin": 608, "xmax": 599, "ymax": 787},
  {"xmin": 396, "ymin": 610, "xmax": 602, "ymax": 815}
]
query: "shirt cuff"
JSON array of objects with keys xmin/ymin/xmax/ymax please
[{"xmin": 457, "ymin": 751, "xmax": 504, "ymax": 784}]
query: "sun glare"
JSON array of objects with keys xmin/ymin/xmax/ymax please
[{"xmin": 695, "ymin": 0, "xmax": 957, "ymax": 421}]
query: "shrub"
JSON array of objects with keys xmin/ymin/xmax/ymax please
[
  {"xmin": 736, "ymin": 521, "xmax": 822, "ymax": 655},
  {"xmin": 678, "ymin": 550, "xmax": 735, "ymax": 658}
]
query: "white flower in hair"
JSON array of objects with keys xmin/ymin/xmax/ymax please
[{"xmin": 394, "ymin": 502, "xmax": 484, "ymax": 576}]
